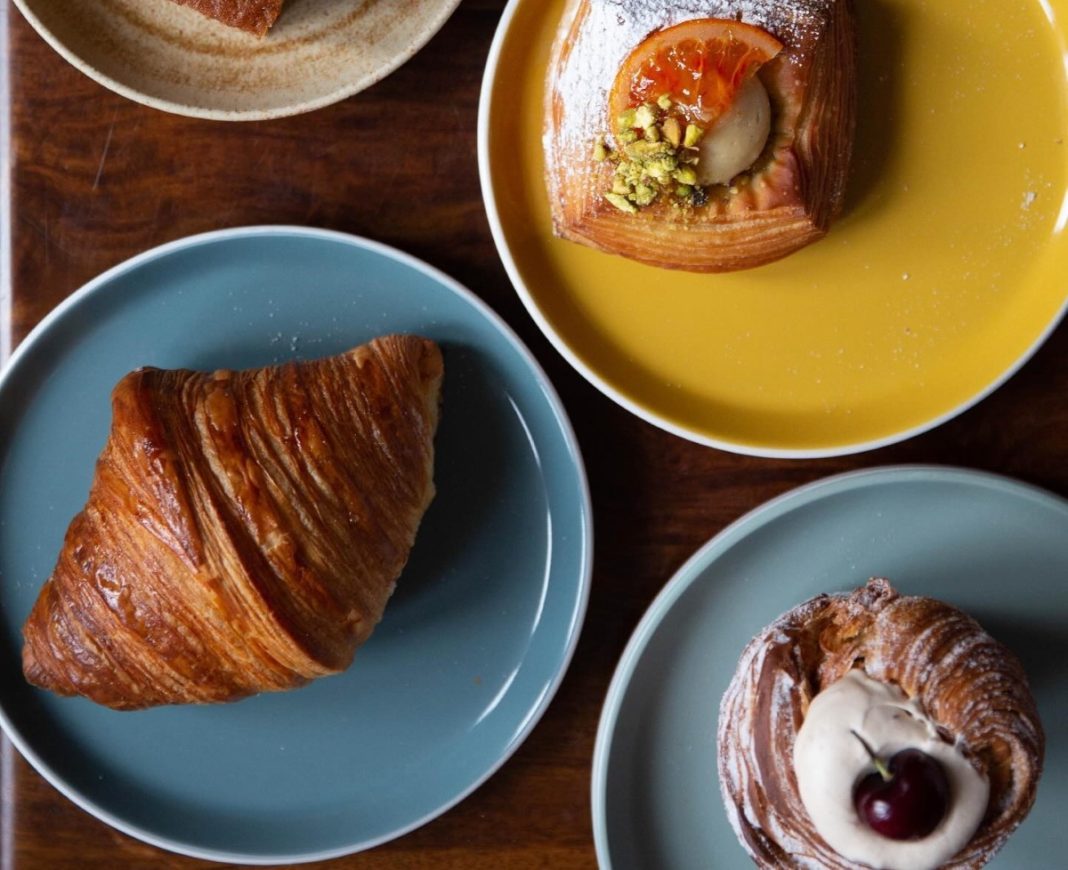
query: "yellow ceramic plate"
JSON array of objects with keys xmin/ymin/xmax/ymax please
[{"xmin": 479, "ymin": 0, "xmax": 1068, "ymax": 456}]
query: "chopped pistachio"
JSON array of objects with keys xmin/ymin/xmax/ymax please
[
  {"xmin": 632, "ymin": 184, "xmax": 657, "ymax": 206},
  {"xmin": 634, "ymin": 103, "xmax": 657, "ymax": 129},
  {"xmin": 605, "ymin": 192, "xmax": 638, "ymax": 213},
  {"xmin": 683, "ymin": 124, "xmax": 704, "ymax": 148},
  {"xmin": 597, "ymin": 95, "xmax": 714, "ymax": 215},
  {"xmin": 673, "ymin": 166, "xmax": 699, "ymax": 185},
  {"xmin": 662, "ymin": 117, "xmax": 681, "ymax": 147},
  {"xmin": 645, "ymin": 157, "xmax": 679, "ymax": 181},
  {"xmin": 617, "ymin": 162, "xmax": 643, "ymax": 187},
  {"xmin": 624, "ymin": 138, "xmax": 666, "ymax": 159}
]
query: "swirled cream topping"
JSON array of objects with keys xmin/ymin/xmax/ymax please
[{"xmin": 793, "ymin": 670, "xmax": 989, "ymax": 870}]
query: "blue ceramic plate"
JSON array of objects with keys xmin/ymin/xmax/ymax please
[
  {"xmin": 593, "ymin": 466, "xmax": 1064, "ymax": 869},
  {"xmin": 0, "ymin": 227, "xmax": 591, "ymax": 863}
]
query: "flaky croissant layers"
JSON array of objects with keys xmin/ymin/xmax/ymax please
[
  {"xmin": 22, "ymin": 336, "xmax": 442, "ymax": 710},
  {"xmin": 718, "ymin": 579, "xmax": 1044, "ymax": 868}
]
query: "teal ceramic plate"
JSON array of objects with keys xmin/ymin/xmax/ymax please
[
  {"xmin": 593, "ymin": 466, "xmax": 1063, "ymax": 869},
  {"xmin": 0, "ymin": 227, "xmax": 591, "ymax": 863}
]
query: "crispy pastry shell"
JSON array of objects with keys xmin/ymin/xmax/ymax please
[
  {"xmin": 717, "ymin": 579, "xmax": 1044, "ymax": 868},
  {"xmin": 545, "ymin": 0, "xmax": 857, "ymax": 272},
  {"xmin": 22, "ymin": 336, "xmax": 442, "ymax": 709}
]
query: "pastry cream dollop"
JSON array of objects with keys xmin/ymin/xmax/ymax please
[
  {"xmin": 697, "ymin": 76, "xmax": 772, "ymax": 186},
  {"xmin": 793, "ymin": 670, "xmax": 989, "ymax": 870}
]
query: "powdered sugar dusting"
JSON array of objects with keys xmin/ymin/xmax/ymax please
[
  {"xmin": 544, "ymin": 0, "xmax": 856, "ymax": 267},
  {"xmin": 547, "ymin": 0, "xmax": 833, "ymax": 166}
]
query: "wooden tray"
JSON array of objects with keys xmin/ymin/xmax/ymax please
[{"xmin": 2, "ymin": 1, "xmax": 1067, "ymax": 867}]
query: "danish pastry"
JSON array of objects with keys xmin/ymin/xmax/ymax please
[
  {"xmin": 545, "ymin": 0, "xmax": 857, "ymax": 271},
  {"xmin": 22, "ymin": 336, "xmax": 442, "ymax": 710},
  {"xmin": 718, "ymin": 579, "xmax": 1044, "ymax": 868}
]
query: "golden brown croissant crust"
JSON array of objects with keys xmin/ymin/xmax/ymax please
[
  {"xmin": 22, "ymin": 335, "xmax": 442, "ymax": 710},
  {"xmin": 718, "ymin": 579, "xmax": 1044, "ymax": 868},
  {"xmin": 170, "ymin": 0, "xmax": 285, "ymax": 36},
  {"xmin": 545, "ymin": 0, "xmax": 856, "ymax": 271}
]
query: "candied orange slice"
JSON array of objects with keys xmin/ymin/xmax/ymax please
[{"xmin": 609, "ymin": 18, "xmax": 783, "ymax": 127}]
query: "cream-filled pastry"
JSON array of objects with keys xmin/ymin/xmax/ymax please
[
  {"xmin": 718, "ymin": 579, "xmax": 1044, "ymax": 868},
  {"xmin": 545, "ymin": 0, "xmax": 857, "ymax": 272}
]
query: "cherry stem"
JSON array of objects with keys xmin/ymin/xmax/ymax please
[{"xmin": 850, "ymin": 729, "xmax": 893, "ymax": 782}]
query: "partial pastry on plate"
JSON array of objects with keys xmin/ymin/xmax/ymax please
[
  {"xmin": 169, "ymin": 0, "xmax": 286, "ymax": 36},
  {"xmin": 718, "ymin": 578, "xmax": 1044, "ymax": 869},
  {"xmin": 545, "ymin": 0, "xmax": 857, "ymax": 271},
  {"xmin": 22, "ymin": 335, "xmax": 443, "ymax": 710}
]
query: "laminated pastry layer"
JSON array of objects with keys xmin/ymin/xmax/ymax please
[
  {"xmin": 717, "ymin": 579, "xmax": 1044, "ymax": 869},
  {"xmin": 545, "ymin": 0, "xmax": 856, "ymax": 271},
  {"xmin": 22, "ymin": 335, "xmax": 442, "ymax": 709}
]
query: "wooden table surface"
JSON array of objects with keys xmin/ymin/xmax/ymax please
[{"xmin": 2, "ymin": 1, "xmax": 1067, "ymax": 868}]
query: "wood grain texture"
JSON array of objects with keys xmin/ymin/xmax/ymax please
[{"xmin": 3, "ymin": 0, "xmax": 1068, "ymax": 867}]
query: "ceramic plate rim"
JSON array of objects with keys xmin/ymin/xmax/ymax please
[
  {"xmin": 0, "ymin": 225, "xmax": 594, "ymax": 864},
  {"xmin": 11, "ymin": 0, "xmax": 463, "ymax": 121},
  {"xmin": 476, "ymin": 0, "xmax": 1068, "ymax": 460},
  {"xmin": 589, "ymin": 464, "xmax": 1068, "ymax": 868}
]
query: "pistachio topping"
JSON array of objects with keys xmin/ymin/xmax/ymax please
[
  {"xmin": 634, "ymin": 103, "xmax": 657, "ymax": 130},
  {"xmin": 596, "ymin": 98, "xmax": 711, "ymax": 213},
  {"xmin": 605, "ymin": 192, "xmax": 638, "ymax": 214},
  {"xmin": 662, "ymin": 117, "xmax": 681, "ymax": 148},
  {"xmin": 673, "ymin": 166, "xmax": 698, "ymax": 186}
]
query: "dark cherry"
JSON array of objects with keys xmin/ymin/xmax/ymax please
[{"xmin": 852, "ymin": 745, "xmax": 951, "ymax": 841}]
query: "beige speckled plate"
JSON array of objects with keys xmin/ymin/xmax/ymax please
[{"xmin": 13, "ymin": 0, "xmax": 463, "ymax": 120}]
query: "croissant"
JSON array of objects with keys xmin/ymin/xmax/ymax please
[
  {"xmin": 169, "ymin": 0, "xmax": 286, "ymax": 36},
  {"xmin": 718, "ymin": 579, "xmax": 1044, "ymax": 869},
  {"xmin": 21, "ymin": 335, "xmax": 442, "ymax": 710},
  {"xmin": 545, "ymin": 0, "xmax": 856, "ymax": 271}
]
